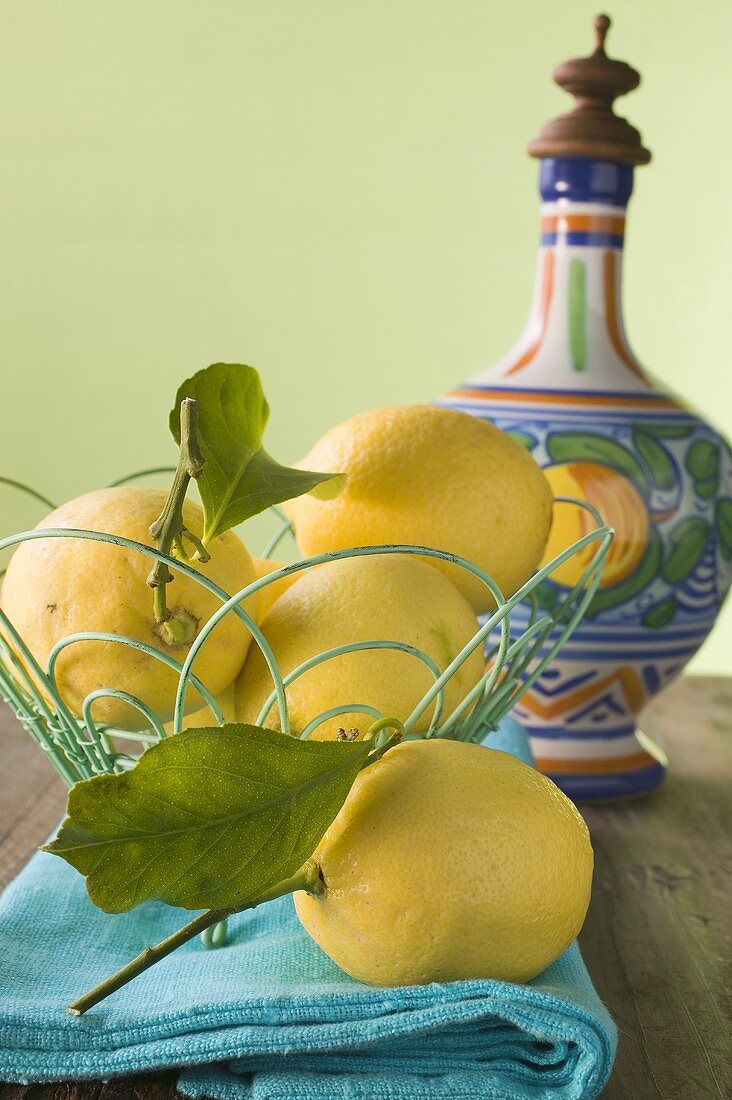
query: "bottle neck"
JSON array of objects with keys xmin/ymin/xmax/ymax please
[{"xmin": 490, "ymin": 158, "xmax": 651, "ymax": 392}]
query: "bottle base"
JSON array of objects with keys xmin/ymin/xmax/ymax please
[{"xmin": 532, "ymin": 727, "xmax": 668, "ymax": 802}]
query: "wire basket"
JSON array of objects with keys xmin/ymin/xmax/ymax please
[{"xmin": 0, "ymin": 476, "xmax": 612, "ymax": 788}]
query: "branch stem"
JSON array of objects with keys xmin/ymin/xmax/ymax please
[
  {"xmin": 147, "ymin": 398, "xmax": 208, "ymax": 637},
  {"xmin": 361, "ymin": 717, "xmax": 404, "ymax": 767},
  {"xmin": 68, "ymin": 860, "xmax": 324, "ymax": 1017}
]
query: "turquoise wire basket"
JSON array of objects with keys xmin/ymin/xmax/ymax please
[{"xmin": 0, "ymin": 474, "xmax": 613, "ymax": 789}]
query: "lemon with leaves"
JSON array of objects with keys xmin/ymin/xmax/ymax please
[
  {"xmin": 251, "ymin": 556, "xmax": 298, "ymax": 621},
  {"xmin": 1, "ymin": 487, "xmax": 257, "ymax": 730},
  {"xmin": 284, "ymin": 405, "xmax": 553, "ymax": 612},
  {"xmin": 234, "ymin": 553, "xmax": 483, "ymax": 736},
  {"xmin": 295, "ymin": 737, "xmax": 593, "ymax": 985}
]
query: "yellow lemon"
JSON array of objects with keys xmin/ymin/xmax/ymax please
[
  {"xmin": 295, "ymin": 738, "xmax": 593, "ymax": 985},
  {"xmin": 233, "ymin": 554, "xmax": 483, "ymax": 737},
  {"xmin": 251, "ymin": 556, "xmax": 298, "ymax": 621},
  {"xmin": 283, "ymin": 405, "xmax": 553, "ymax": 612},
  {"xmin": 541, "ymin": 462, "xmax": 648, "ymax": 587},
  {"xmin": 162, "ymin": 684, "xmax": 237, "ymax": 734},
  {"xmin": 1, "ymin": 487, "xmax": 257, "ymax": 730}
]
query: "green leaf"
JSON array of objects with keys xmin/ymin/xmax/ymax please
[
  {"xmin": 586, "ymin": 529, "xmax": 663, "ymax": 617},
  {"xmin": 685, "ymin": 440, "xmax": 719, "ymax": 482},
  {"xmin": 545, "ymin": 432, "xmax": 650, "ymax": 496},
  {"xmin": 44, "ymin": 724, "xmax": 369, "ymax": 914},
  {"xmin": 507, "ymin": 430, "xmax": 537, "ymax": 451},
  {"xmin": 715, "ymin": 499, "xmax": 732, "ymax": 559},
  {"xmin": 695, "ymin": 474, "xmax": 719, "ymax": 501},
  {"xmin": 171, "ymin": 364, "xmax": 345, "ymax": 543},
  {"xmin": 642, "ymin": 596, "xmax": 677, "ymax": 629},
  {"xmin": 661, "ymin": 517, "xmax": 710, "ymax": 584},
  {"xmin": 633, "ymin": 422, "xmax": 693, "ymax": 440},
  {"xmin": 533, "ymin": 581, "xmax": 560, "ymax": 612},
  {"xmin": 632, "ymin": 430, "xmax": 676, "ymax": 491}
]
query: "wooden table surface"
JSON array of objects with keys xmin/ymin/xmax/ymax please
[{"xmin": 1, "ymin": 675, "xmax": 729, "ymax": 1099}]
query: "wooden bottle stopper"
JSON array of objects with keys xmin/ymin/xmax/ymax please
[{"xmin": 528, "ymin": 14, "xmax": 651, "ymax": 166}]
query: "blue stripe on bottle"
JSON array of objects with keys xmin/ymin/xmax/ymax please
[
  {"xmin": 547, "ymin": 761, "xmax": 666, "ymax": 801},
  {"xmin": 539, "ymin": 157, "xmax": 634, "ymax": 207},
  {"xmin": 541, "ymin": 231, "xmax": 625, "ymax": 248},
  {"xmin": 524, "ymin": 724, "xmax": 639, "ymax": 741},
  {"xmin": 501, "ymin": 623, "xmax": 712, "ymax": 644}
]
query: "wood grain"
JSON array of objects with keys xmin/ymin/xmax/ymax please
[
  {"xmin": 1, "ymin": 676, "xmax": 730, "ymax": 1099},
  {"xmin": 580, "ymin": 676, "xmax": 732, "ymax": 1099}
]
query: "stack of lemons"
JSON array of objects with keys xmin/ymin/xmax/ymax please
[
  {"xmin": 241, "ymin": 403, "xmax": 553, "ymax": 738},
  {"xmin": 2, "ymin": 403, "xmax": 594, "ymax": 988},
  {"xmin": 4, "ymin": 404, "xmax": 553, "ymax": 736}
]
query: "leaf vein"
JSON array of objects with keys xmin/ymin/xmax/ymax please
[{"xmin": 54, "ymin": 750, "xmax": 365, "ymax": 854}]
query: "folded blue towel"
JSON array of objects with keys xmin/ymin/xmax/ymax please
[{"xmin": 0, "ymin": 719, "xmax": 616, "ymax": 1098}]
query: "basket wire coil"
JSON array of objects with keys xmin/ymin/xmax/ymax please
[{"xmin": 0, "ymin": 481, "xmax": 612, "ymax": 788}]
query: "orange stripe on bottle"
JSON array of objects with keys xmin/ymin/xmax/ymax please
[
  {"xmin": 650, "ymin": 507, "xmax": 676, "ymax": 523},
  {"xmin": 444, "ymin": 387, "xmax": 683, "ymax": 410},
  {"xmin": 541, "ymin": 214, "xmax": 625, "ymax": 235},
  {"xmin": 505, "ymin": 251, "xmax": 555, "ymax": 376},
  {"xmin": 604, "ymin": 250, "xmax": 649, "ymax": 383},
  {"xmin": 518, "ymin": 667, "xmax": 645, "ymax": 721}
]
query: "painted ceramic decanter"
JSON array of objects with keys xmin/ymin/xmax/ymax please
[{"xmin": 439, "ymin": 15, "xmax": 732, "ymax": 800}]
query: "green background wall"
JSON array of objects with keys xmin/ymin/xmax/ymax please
[{"xmin": 1, "ymin": 0, "xmax": 730, "ymax": 672}]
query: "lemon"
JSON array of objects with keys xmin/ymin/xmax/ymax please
[
  {"xmin": 252, "ymin": 556, "xmax": 298, "ymax": 621},
  {"xmin": 162, "ymin": 684, "xmax": 236, "ymax": 734},
  {"xmin": 233, "ymin": 554, "xmax": 483, "ymax": 737},
  {"xmin": 1, "ymin": 487, "xmax": 257, "ymax": 730},
  {"xmin": 283, "ymin": 405, "xmax": 553, "ymax": 612},
  {"xmin": 295, "ymin": 738, "xmax": 593, "ymax": 985}
]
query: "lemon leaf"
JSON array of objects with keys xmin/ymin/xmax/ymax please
[
  {"xmin": 170, "ymin": 363, "xmax": 343, "ymax": 543},
  {"xmin": 43, "ymin": 724, "xmax": 369, "ymax": 914}
]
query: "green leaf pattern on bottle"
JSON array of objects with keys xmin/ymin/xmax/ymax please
[
  {"xmin": 507, "ymin": 430, "xmax": 537, "ymax": 451},
  {"xmin": 686, "ymin": 440, "xmax": 719, "ymax": 480},
  {"xmin": 714, "ymin": 499, "xmax": 732, "ymax": 560},
  {"xmin": 586, "ymin": 529, "xmax": 663, "ymax": 618},
  {"xmin": 642, "ymin": 596, "xmax": 678, "ymax": 628},
  {"xmin": 539, "ymin": 422, "xmax": 729, "ymax": 626},
  {"xmin": 632, "ymin": 429, "xmax": 676, "ymax": 491},
  {"xmin": 545, "ymin": 432, "xmax": 650, "ymax": 495},
  {"xmin": 661, "ymin": 518, "xmax": 710, "ymax": 584},
  {"xmin": 685, "ymin": 440, "xmax": 720, "ymax": 501}
]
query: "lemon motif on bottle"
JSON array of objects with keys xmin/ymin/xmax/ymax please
[{"xmin": 542, "ymin": 461, "xmax": 649, "ymax": 588}]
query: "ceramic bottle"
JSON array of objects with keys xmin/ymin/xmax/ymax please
[{"xmin": 439, "ymin": 16, "xmax": 732, "ymax": 799}]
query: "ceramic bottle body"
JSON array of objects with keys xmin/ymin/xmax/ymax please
[{"xmin": 440, "ymin": 158, "xmax": 732, "ymax": 799}]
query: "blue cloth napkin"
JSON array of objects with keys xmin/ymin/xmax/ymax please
[{"xmin": 0, "ymin": 718, "xmax": 616, "ymax": 1098}]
